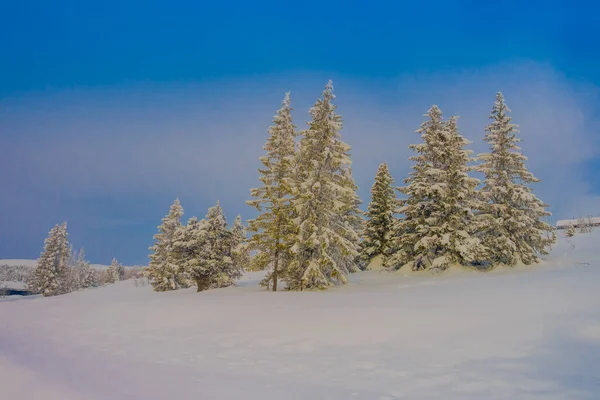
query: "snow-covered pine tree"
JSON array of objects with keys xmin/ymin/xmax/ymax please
[
  {"xmin": 360, "ymin": 162, "xmax": 396, "ymax": 264},
  {"xmin": 144, "ymin": 198, "xmax": 186, "ymax": 291},
  {"xmin": 566, "ymin": 224, "xmax": 576, "ymax": 238},
  {"xmin": 175, "ymin": 202, "xmax": 242, "ymax": 292},
  {"xmin": 64, "ymin": 247, "xmax": 86, "ymax": 291},
  {"xmin": 117, "ymin": 263, "xmax": 126, "ymax": 281},
  {"xmin": 63, "ymin": 244, "xmax": 82, "ymax": 292},
  {"xmin": 476, "ymin": 92, "xmax": 556, "ymax": 266},
  {"xmin": 105, "ymin": 258, "xmax": 121, "ymax": 284},
  {"xmin": 172, "ymin": 216, "xmax": 205, "ymax": 289},
  {"xmin": 287, "ymin": 81, "xmax": 361, "ymax": 290},
  {"xmin": 231, "ymin": 214, "xmax": 251, "ymax": 272},
  {"xmin": 386, "ymin": 107, "xmax": 485, "ymax": 272},
  {"xmin": 203, "ymin": 202, "xmax": 242, "ymax": 288},
  {"xmin": 30, "ymin": 222, "xmax": 70, "ymax": 296},
  {"xmin": 247, "ymin": 92, "xmax": 297, "ymax": 291},
  {"xmin": 81, "ymin": 261, "xmax": 97, "ymax": 288},
  {"xmin": 69, "ymin": 248, "xmax": 97, "ymax": 289}
]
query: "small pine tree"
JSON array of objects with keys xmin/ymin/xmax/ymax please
[
  {"xmin": 144, "ymin": 198, "xmax": 186, "ymax": 291},
  {"xmin": 67, "ymin": 247, "xmax": 95, "ymax": 290},
  {"xmin": 81, "ymin": 261, "xmax": 97, "ymax": 288},
  {"xmin": 476, "ymin": 92, "xmax": 556, "ymax": 265},
  {"xmin": 117, "ymin": 263, "xmax": 126, "ymax": 281},
  {"xmin": 63, "ymin": 245, "xmax": 82, "ymax": 292},
  {"xmin": 231, "ymin": 214, "xmax": 251, "ymax": 271},
  {"xmin": 105, "ymin": 258, "xmax": 121, "ymax": 284},
  {"xmin": 566, "ymin": 225, "xmax": 576, "ymax": 238},
  {"xmin": 247, "ymin": 92, "xmax": 298, "ymax": 291},
  {"xmin": 30, "ymin": 222, "xmax": 70, "ymax": 296},
  {"xmin": 360, "ymin": 162, "xmax": 396, "ymax": 264},
  {"xmin": 287, "ymin": 81, "xmax": 361, "ymax": 290},
  {"xmin": 175, "ymin": 202, "xmax": 242, "ymax": 292},
  {"xmin": 386, "ymin": 107, "xmax": 485, "ymax": 272}
]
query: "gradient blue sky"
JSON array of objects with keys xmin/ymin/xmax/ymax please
[{"xmin": 1, "ymin": 0, "xmax": 599, "ymax": 265}]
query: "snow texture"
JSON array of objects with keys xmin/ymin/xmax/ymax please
[{"xmin": 1, "ymin": 231, "xmax": 599, "ymax": 399}]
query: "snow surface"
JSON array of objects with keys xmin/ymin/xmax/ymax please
[
  {"xmin": 1, "ymin": 231, "xmax": 600, "ymax": 399},
  {"xmin": 0, "ymin": 281, "xmax": 27, "ymax": 290}
]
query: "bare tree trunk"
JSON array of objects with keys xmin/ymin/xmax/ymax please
[
  {"xmin": 273, "ymin": 245, "xmax": 279, "ymax": 292},
  {"xmin": 195, "ymin": 278, "xmax": 210, "ymax": 292}
]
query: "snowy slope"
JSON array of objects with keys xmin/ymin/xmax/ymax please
[{"xmin": 1, "ymin": 231, "xmax": 599, "ymax": 399}]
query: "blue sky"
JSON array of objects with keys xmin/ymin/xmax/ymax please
[{"xmin": 1, "ymin": 0, "xmax": 599, "ymax": 265}]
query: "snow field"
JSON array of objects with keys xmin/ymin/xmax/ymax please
[{"xmin": 1, "ymin": 231, "xmax": 599, "ymax": 399}]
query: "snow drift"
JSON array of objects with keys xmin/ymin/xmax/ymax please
[{"xmin": 1, "ymin": 230, "xmax": 599, "ymax": 399}]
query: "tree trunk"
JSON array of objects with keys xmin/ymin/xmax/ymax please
[
  {"xmin": 273, "ymin": 246, "xmax": 279, "ymax": 292},
  {"xmin": 195, "ymin": 278, "xmax": 209, "ymax": 292}
]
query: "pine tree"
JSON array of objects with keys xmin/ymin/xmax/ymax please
[
  {"xmin": 171, "ymin": 217, "xmax": 205, "ymax": 289},
  {"xmin": 360, "ymin": 162, "xmax": 396, "ymax": 264},
  {"xmin": 105, "ymin": 258, "xmax": 121, "ymax": 284},
  {"xmin": 63, "ymin": 244, "xmax": 82, "ymax": 292},
  {"xmin": 476, "ymin": 92, "xmax": 556, "ymax": 266},
  {"xmin": 144, "ymin": 198, "xmax": 186, "ymax": 291},
  {"xmin": 386, "ymin": 107, "xmax": 485, "ymax": 272},
  {"xmin": 117, "ymin": 263, "xmax": 126, "ymax": 281},
  {"xmin": 69, "ymin": 249, "xmax": 96, "ymax": 291},
  {"xmin": 231, "ymin": 214, "xmax": 251, "ymax": 271},
  {"xmin": 566, "ymin": 225, "xmax": 576, "ymax": 238},
  {"xmin": 175, "ymin": 202, "xmax": 242, "ymax": 292},
  {"xmin": 30, "ymin": 222, "xmax": 70, "ymax": 296},
  {"xmin": 81, "ymin": 261, "xmax": 97, "ymax": 288},
  {"xmin": 287, "ymin": 81, "xmax": 361, "ymax": 290},
  {"xmin": 247, "ymin": 92, "xmax": 297, "ymax": 291}
]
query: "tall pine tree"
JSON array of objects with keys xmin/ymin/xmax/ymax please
[
  {"xmin": 476, "ymin": 92, "xmax": 555, "ymax": 266},
  {"xmin": 287, "ymin": 81, "xmax": 361, "ymax": 290},
  {"xmin": 30, "ymin": 222, "xmax": 70, "ymax": 296},
  {"xmin": 360, "ymin": 162, "xmax": 396, "ymax": 264},
  {"xmin": 247, "ymin": 92, "xmax": 297, "ymax": 291},
  {"xmin": 386, "ymin": 107, "xmax": 484, "ymax": 272},
  {"xmin": 145, "ymin": 198, "xmax": 186, "ymax": 291}
]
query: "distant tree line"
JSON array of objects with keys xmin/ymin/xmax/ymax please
[{"xmin": 19, "ymin": 222, "xmax": 142, "ymax": 297}]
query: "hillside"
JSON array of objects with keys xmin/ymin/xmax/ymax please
[{"xmin": 1, "ymin": 231, "xmax": 599, "ymax": 399}]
